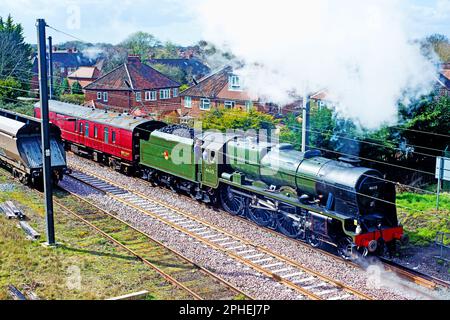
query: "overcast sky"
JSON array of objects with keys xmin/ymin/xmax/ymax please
[{"xmin": 1, "ymin": 0, "xmax": 449, "ymax": 46}]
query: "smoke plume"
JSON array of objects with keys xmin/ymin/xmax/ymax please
[{"xmin": 192, "ymin": 0, "xmax": 438, "ymax": 129}]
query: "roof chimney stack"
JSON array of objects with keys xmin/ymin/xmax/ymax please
[{"xmin": 127, "ymin": 55, "xmax": 142, "ymax": 66}]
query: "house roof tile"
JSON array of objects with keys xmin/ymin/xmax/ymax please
[
  {"xmin": 85, "ymin": 56, "xmax": 180, "ymax": 91},
  {"xmin": 180, "ymin": 66, "xmax": 231, "ymax": 98}
]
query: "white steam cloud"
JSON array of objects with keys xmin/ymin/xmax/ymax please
[
  {"xmin": 82, "ymin": 47, "xmax": 104, "ymax": 60},
  {"xmin": 192, "ymin": 0, "xmax": 438, "ymax": 129}
]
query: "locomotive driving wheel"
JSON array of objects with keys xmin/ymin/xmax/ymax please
[
  {"xmin": 276, "ymin": 205, "xmax": 304, "ymax": 239},
  {"xmin": 220, "ymin": 185, "xmax": 247, "ymax": 216},
  {"xmin": 248, "ymin": 198, "xmax": 275, "ymax": 228}
]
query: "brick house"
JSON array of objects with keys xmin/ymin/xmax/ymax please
[
  {"xmin": 67, "ymin": 66, "xmax": 101, "ymax": 90},
  {"xmin": 84, "ymin": 55, "xmax": 181, "ymax": 118},
  {"xmin": 179, "ymin": 66, "xmax": 265, "ymax": 120},
  {"xmin": 31, "ymin": 48, "xmax": 97, "ymax": 91},
  {"xmin": 436, "ymin": 66, "xmax": 450, "ymax": 98},
  {"xmin": 147, "ymin": 58, "xmax": 211, "ymax": 82}
]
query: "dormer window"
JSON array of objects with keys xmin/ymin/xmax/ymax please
[{"xmin": 228, "ymin": 75, "xmax": 242, "ymax": 91}]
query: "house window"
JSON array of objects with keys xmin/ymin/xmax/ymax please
[
  {"xmin": 104, "ymin": 127, "xmax": 109, "ymax": 144},
  {"xmin": 112, "ymin": 131, "xmax": 116, "ymax": 144},
  {"xmin": 173, "ymin": 88, "xmax": 178, "ymax": 97},
  {"xmin": 136, "ymin": 92, "xmax": 142, "ymax": 102},
  {"xmin": 160, "ymin": 89, "xmax": 171, "ymax": 100},
  {"xmin": 224, "ymin": 101, "xmax": 235, "ymax": 109},
  {"xmin": 200, "ymin": 98, "xmax": 211, "ymax": 110},
  {"xmin": 245, "ymin": 101, "xmax": 253, "ymax": 112},
  {"xmin": 97, "ymin": 92, "xmax": 102, "ymax": 100},
  {"xmin": 85, "ymin": 123, "xmax": 89, "ymax": 137},
  {"xmin": 184, "ymin": 96, "xmax": 192, "ymax": 108},
  {"xmin": 228, "ymin": 75, "xmax": 242, "ymax": 91},
  {"xmin": 103, "ymin": 92, "xmax": 108, "ymax": 102},
  {"xmin": 145, "ymin": 91, "xmax": 157, "ymax": 101},
  {"xmin": 60, "ymin": 67, "xmax": 65, "ymax": 73},
  {"xmin": 94, "ymin": 127, "xmax": 98, "ymax": 138}
]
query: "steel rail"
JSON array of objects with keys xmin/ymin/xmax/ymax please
[
  {"xmin": 68, "ymin": 165, "xmax": 374, "ymax": 300},
  {"xmin": 57, "ymin": 186, "xmax": 254, "ymax": 300},
  {"xmin": 53, "ymin": 199, "xmax": 205, "ymax": 300}
]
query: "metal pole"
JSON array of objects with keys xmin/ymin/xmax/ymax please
[
  {"xmin": 436, "ymin": 156, "xmax": 444, "ymax": 211},
  {"xmin": 48, "ymin": 36, "xmax": 54, "ymax": 100},
  {"xmin": 36, "ymin": 18, "xmax": 55, "ymax": 246},
  {"xmin": 301, "ymin": 95, "xmax": 310, "ymax": 153}
]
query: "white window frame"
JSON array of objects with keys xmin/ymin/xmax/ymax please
[
  {"xmin": 160, "ymin": 89, "xmax": 171, "ymax": 100},
  {"xmin": 136, "ymin": 91, "xmax": 142, "ymax": 102},
  {"xmin": 224, "ymin": 100, "xmax": 236, "ymax": 109},
  {"xmin": 228, "ymin": 75, "xmax": 242, "ymax": 91},
  {"xmin": 103, "ymin": 92, "xmax": 108, "ymax": 102},
  {"xmin": 200, "ymin": 98, "xmax": 211, "ymax": 110},
  {"xmin": 184, "ymin": 96, "xmax": 192, "ymax": 108},
  {"xmin": 145, "ymin": 91, "xmax": 157, "ymax": 101},
  {"xmin": 97, "ymin": 92, "xmax": 102, "ymax": 100},
  {"xmin": 173, "ymin": 88, "xmax": 178, "ymax": 97}
]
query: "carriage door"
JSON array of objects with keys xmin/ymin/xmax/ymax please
[{"xmin": 201, "ymin": 145, "xmax": 220, "ymax": 188}]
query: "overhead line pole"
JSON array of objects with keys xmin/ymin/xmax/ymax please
[
  {"xmin": 301, "ymin": 95, "xmax": 310, "ymax": 153},
  {"xmin": 37, "ymin": 18, "xmax": 55, "ymax": 246},
  {"xmin": 48, "ymin": 36, "xmax": 54, "ymax": 99}
]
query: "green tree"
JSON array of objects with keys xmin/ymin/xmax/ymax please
[
  {"xmin": 422, "ymin": 33, "xmax": 450, "ymax": 62},
  {"xmin": 120, "ymin": 32, "xmax": 160, "ymax": 60},
  {"xmin": 151, "ymin": 41, "xmax": 179, "ymax": 59},
  {"xmin": 71, "ymin": 81, "xmax": 83, "ymax": 94},
  {"xmin": 59, "ymin": 78, "xmax": 70, "ymax": 95},
  {"xmin": 151, "ymin": 63, "xmax": 187, "ymax": 84},
  {"xmin": 201, "ymin": 107, "xmax": 277, "ymax": 132},
  {"xmin": 0, "ymin": 76, "xmax": 21, "ymax": 102},
  {"xmin": 0, "ymin": 15, "xmax": 32, "ymax": 87}
]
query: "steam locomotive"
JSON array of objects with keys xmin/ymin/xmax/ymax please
[{"xmin": 35, "ymin": 101, "xmax": 407, "ymax": 259}]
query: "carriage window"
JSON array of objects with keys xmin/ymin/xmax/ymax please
[
  {"xmin": 74, "ymin": 120, "xmax": 77, "ymax": 132},
  {"xmin": 85, "ymin": 123, "xmax": 89, "ymax": 137},
  {"xmin": 79, "ymin": 122, "xmax": 83, "ymax": 134},
  {"xmin": 94, "ymin": 127, "xmax": 98, "ymax": 138},
  {"xmin": 112, "ymin": 131, "xmax": 116, "ymax": 143},
  {"xmin": 104, "ymin": 127, "xmax": 109, "ymax": 144}
]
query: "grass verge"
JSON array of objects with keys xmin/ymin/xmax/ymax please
[
  {"xmin": 0, "ymin": 168, "xmax": 191, "ymax": 300},
  {"xmin": 397, "ymin": 192, "xmax": 450, "ymax": 246}
]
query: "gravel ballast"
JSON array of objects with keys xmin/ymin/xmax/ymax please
[{"xmin": 66, "ymin": 154, "xmax": 448, "ymax": 300}]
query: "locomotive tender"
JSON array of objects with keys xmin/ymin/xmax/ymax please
[
  {"xmin": 0, "ymin": 108, "xmax": 66, "ymax": 186},
  {"xmin": 35, "ymin": 101, "xmax": 406, "ymax": 258}
]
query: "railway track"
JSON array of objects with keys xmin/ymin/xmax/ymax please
[
  {"xmin": 379, "ymin": 257, "xmax": 450, "ymax": 290},
  {"xmin": 226, "ymin": 209, "xmax": 449, "ymax": 291},
  {"xmin": 53, "ymin": 188, "xmax": 250, "ymax": 301},
  {"xmin": 67, "ymin": 167, "xmax": 373, "ymax": 300}
]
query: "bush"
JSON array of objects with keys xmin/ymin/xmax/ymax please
[
  {"xmin": 200, "ymin": 107, "xmax": 276, "ymax": 132},
  {"xmin": 71, "ymin": 81, "xmax": 83, "ymax": 94},
  {"xmin": 60, "ymin": 94, "xmax": 85, "ymax": 105},
  {"xmin": 0, "ymin": 77, "xmax": 22, "ymax": 102}
]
